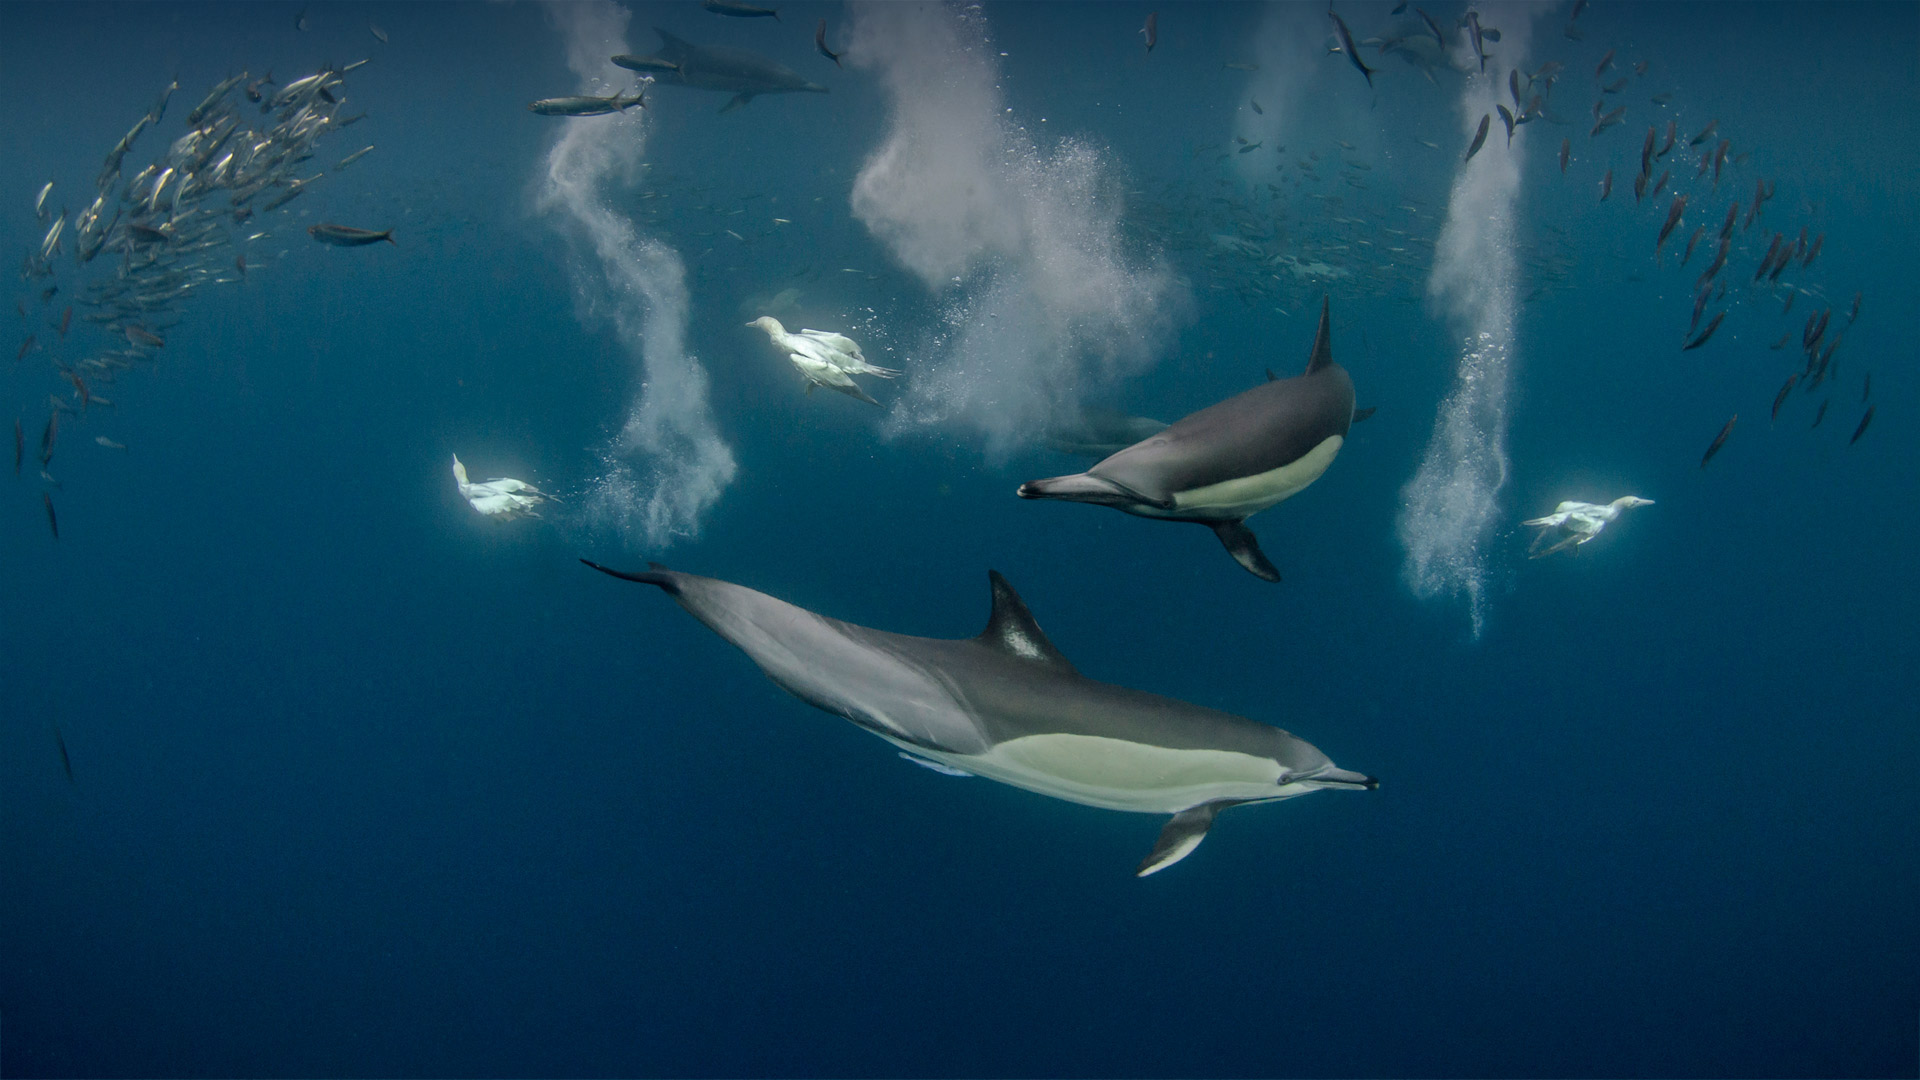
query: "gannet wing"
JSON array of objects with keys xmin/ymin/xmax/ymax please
[{"xmin": 798, "ymin": 328, "xmax": 861, "ymax": 355}]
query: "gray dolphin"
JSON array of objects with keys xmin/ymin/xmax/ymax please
[
  {"xmin": 582, "ymin": 561, "xmax": 1374, "ymax": 876},
  {"xmin": 614, "ymin": 28, "xmax": 828, "ymax": 113},
  {"xmin": 1018, "ymin": 296, "xmax": 1356, "ymax": 582}
]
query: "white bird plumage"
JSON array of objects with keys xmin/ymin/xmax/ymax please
[
  {"xmin": 452, "ymin": 453, "xmax": 555, "ymax": 520},
  {"xmin": 1522, "ymin": 495, "xmax": 1653, "ymax": 558},
  {"xmin": 747, "ymin": 315, "xmax": 899, "ymax": 404}
]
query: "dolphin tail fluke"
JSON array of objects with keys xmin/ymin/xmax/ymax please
[
  {"xmin": 581, "ymin": 558, "xmax": 681, "ymax": 594},
  {"xmin": 1209, "ymin": 520, "xmax": 1281, "ymax": 582},
  {"xmin": 1305, "ymin": 295, "xmax": 1334, "ymax": 374},
  {"xmin": 1137, "ymin": 803, "xmax": 1221, "ymax": 877},
  {"xmin": 1016, "ymin": 472, "xmax": 1170, "ymax": 509}
]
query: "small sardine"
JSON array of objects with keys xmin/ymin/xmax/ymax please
[
  {"xmin": 1802, "ymin": 233, "xmax": 1824, "ymax": 270},
  {"xmin": 1850, "ymin": 406, "xmax": 1874, "ymax": 446},
  {"xmin": 1464, "ymin": 114, "xmax": 1490, "ymax": 162},
  {"xmin": 1771, "ymin": 376, "xmax": 1797, "ymax": 421},
  {"xmin": 308, "ymin": 223, "xmax": 395, "ymax": 246},
  {"xmin": 1682, "ymin": 311, "xmax": 1725, "ymax": 351},
  {"xmin": 1700, "ymin": 416, "xmax": 1736, "ymax": 469},
  {"xmin": 816, "ymin": 19, "xmax": 842, "ymax": 66},
  {"xmin": 529, "ymin": 90, "xmax": 645, "ymax": 116},
  {"xmin": 1657, "ymin": 195, "xmax": 1687, "ymax": 253},
  {"xmin": 701, "ymin": 0, "xmax": 779, "ymax": 18},
  {"xmin": 1328, "ymin": 12, "xmax": 1375, "ymax": 86}
]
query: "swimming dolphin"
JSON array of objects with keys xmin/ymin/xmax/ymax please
[
  {"xmin": 614, "ymin": 28, "xmax": 828, "ymax": 113},
  {"xmin": 1017, "ymin": 296, "xmax": 1356, "ymax": 582},
  {"xmin": 582, "ymin": 561, "xmax": 1374, "ymax": 876},
  {"xmin": 1043, "ymin": 408, "xmax": 1170, "ymax": 458}
]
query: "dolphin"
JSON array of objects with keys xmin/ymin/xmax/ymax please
[
  {"xmin": 614, "ymin": 28, "xmax": 828, "ymax": 113},
  {"xmin": 1043, "ymin": 408, "xmax": 1170, "ymax": 458},
  {"xmin": 581, "ymin": 561, "xmax": 1375, "ymax": 876},
  {"xmin": 1018, "ymin": 296, "xmax": 1356, "ymax": 582}
]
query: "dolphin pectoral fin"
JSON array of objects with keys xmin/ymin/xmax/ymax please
[
  {"xmin": 1208, "ymin": 520, "xmax": 1281, "ymax": 582},
  {"xmin": 1136, "ymin": 803, "xmax": 1221, "ymax": 877},
  {"xmin": 720, "ymin": 92, "xmax": 753, "ymax": 113},
  {"xmin": 1352, "ymin": 405, "xmax": 1377, "ymax": 422},
  {"xmin": 1017, "ymin": 472, "xmax": 1171, "ymax": 509},
  {"xmin": 898, "ymin": 752, "xmax": 972, "ymax": 777}
]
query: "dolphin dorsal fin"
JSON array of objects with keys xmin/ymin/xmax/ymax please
[
  {"xmin": 977, "ymin": 571, "xmax": 1077, "ymax": 672},
  {"xmin": 1304, "ymin": 295, "xmax": 1334, "ymax": 374}
]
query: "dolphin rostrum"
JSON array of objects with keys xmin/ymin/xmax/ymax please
[
  {"xmin": 614, "ymin": 28, "xmax": 828, "ymax": 113},
  {"xmin": 1018, "ymin": 296, "xmax": 1356, "ymax": 582},
  {"xmin": 582, "ymin": 561, "xmax": 1375, "ymax": 876}
]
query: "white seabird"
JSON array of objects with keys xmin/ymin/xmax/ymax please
[
  {"xmin": 747, "ymin": 315, "xmax": 900, "ymax": 405},
  {"xmin": 1522, "ymin": 496, "xmax": 1653, "ymax": 558},
  {"xmin": 451, "ymin": 453, "xmax": 554, "ymax": 520}
]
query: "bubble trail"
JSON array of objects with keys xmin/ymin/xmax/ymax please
[
  {"xmin": 1397, "ymin": 8, "xmax": 1536, "ymax": 638},
  {"xmin": 539, "ymin": 1, "xmax": 735, "ymax": 549},
  {"xmin": 843, "ymin": 1, "xmax": 1185, "ymax": 458}
]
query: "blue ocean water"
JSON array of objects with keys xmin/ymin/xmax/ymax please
[{"xmin": 2, "ymin": 2, "xmax": 1916, "ymax": 1076}]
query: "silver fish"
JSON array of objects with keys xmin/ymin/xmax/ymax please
[{"xmin": 528, "ymin": 90, "xmax": 645, "ymax": 116}]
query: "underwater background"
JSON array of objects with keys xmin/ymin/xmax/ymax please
[{"xmin": 2, "ymin": 1, "xmax": 1915, "ymax": 1076}]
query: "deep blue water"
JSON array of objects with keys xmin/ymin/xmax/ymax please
[{"xmin": 3, "ymin": 2, "xmax": 1916, "ymax": 1077}]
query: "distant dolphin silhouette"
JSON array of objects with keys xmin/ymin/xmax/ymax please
[
  {"xmin": 582, "ymin": 561, "xmax": 1375, "ymax": 876},
  {"xmin": 614, "ymin": 28, "xmax": 827, "ymax": 113},
  {"xmin": 1043, "ymin": 408, "xmax": 1171, "ymax": 458}
]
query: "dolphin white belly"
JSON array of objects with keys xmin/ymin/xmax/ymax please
[
  {"xmin": 1135, "ymin": 434, "xmax": 1344, "ymax": 521},
  {"xmin": 887, "ymin": 732, "xmax": 1311, "ymax": 815}
]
